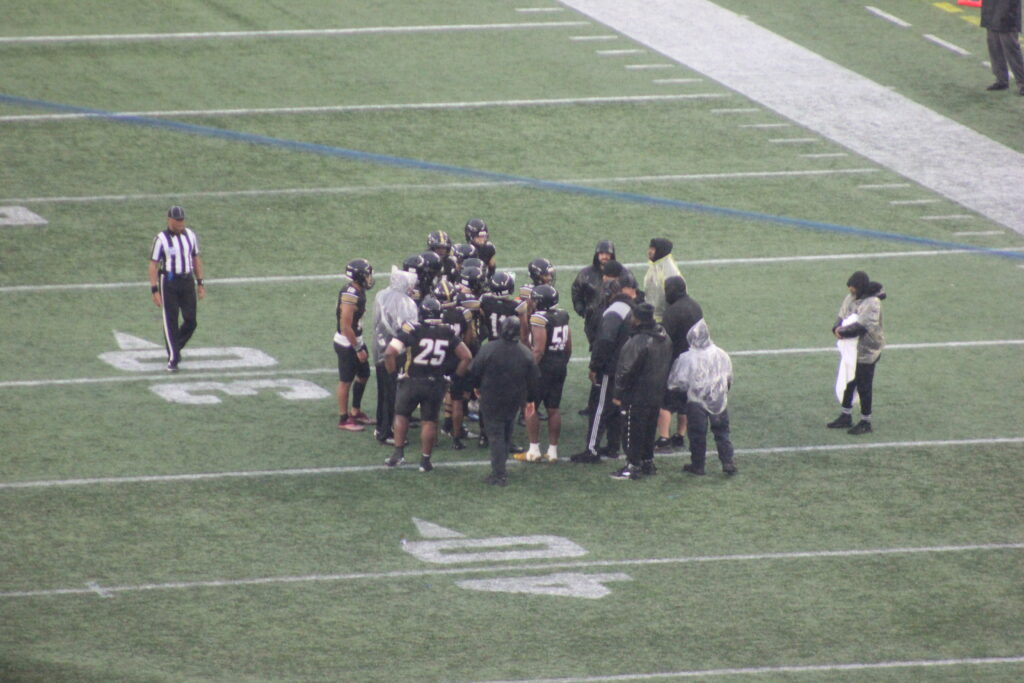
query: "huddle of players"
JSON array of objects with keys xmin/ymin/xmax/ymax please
[{"xmin": 337, "ymin": 218, "xmax": 572, "ymax": 472}]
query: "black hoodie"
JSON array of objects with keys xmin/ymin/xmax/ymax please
[{"xmin": 661, "ymin": 275, "xmax": 703, "ymax": 356}]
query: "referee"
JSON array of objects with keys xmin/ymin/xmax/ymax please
[{"xmin": 148, "ymin": 206, "xmax": 205, "ymax": 371}]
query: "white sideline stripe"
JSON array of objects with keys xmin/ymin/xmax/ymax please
[
  {"xmin": 954, "ymin": 230, "xmax": 1003, "ymax": 236},
  {"xmin": 890, "ymin": 198, "xmax": 941, "ymax": 205},
  {"xmin": 768, "ymin": 138, "xmax": 818, "ymax": 144},
  {"xmin": 924, "ymin": 34, "xmax": 971, "ymax": 56},
  {"xmin": 739, "ymin": 123, "xmax": 790, "ymax": 128},
  {"xmin": 569, "ymin": 35, "xmax": 618, "ymax": 41},
  {"xmin": 7, "ymin": 247, "xmax": 1024, "ymax": 295},
  {"xmin": 516, "ymin": 7, "xmax": 565, "ymax": 12},
  {"xmin": 1, "ymin": 437, "xmax": 1022, "ymax": 489},
  {"xmin": 0, "ymin": 94, "xmax": 729, "ymax": 123},
  {"xmin": 651, "ymin": 78, "xmax": 702, "ymax": 84},
  {"xmin": 624, "ymin": 63, "xmax": 675, "ymax": 69},
  {"xmin": 1, "ymin": 542, "xmax": 1021, "ymax": 599},
  {"xmin": 710, "ymin": 108, "xmax": 759, "ymax": 113},
  {"xmin": 0, "ymin": 168, "xmax": 879, "ymax": 205},
  {"xmin": 476, "ymin": 655, "xmax": 1024, "ymax": 682},
  {"xmin": 0, "ymin": 22, "xmax": 589, "ymax": 44},
  {"xmin": 921, "ymin": 214, "xmax": 975, "ymax": 221},
  {"xmin": 800, "ymin": 152, "xmax": 849, "ymax": 158},
  {"xmin": 596, "ymin": 49, "xmax": 644, "ymax": 55},
  {"xmin": 865, "ymin": 6, "xmax": 912, "ymax": 29},
  {"xmin": 1, "ymin": 339, "xmax": 1021, "ymax": 389},
  {"xmin": 858, "ymin": 183, "xmax": 911, "ymax": 189}
]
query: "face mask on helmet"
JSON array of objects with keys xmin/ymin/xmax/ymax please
[
  {"xmin": 464, "ymin": 218, "xmax": 488, "ymax": 243},
  {"xmin": 532, "ymin": 284, "xmax": 558, "ymax": 311},
  {"xmin": 345, "ymin": 259, "xmax": 375, "ymax": 289},
  {"xmin": 419, "ymin": 295, "xmax": 443, "ymax": 323},
  {"xmin": 489, "ymin": 271, "xmax": 515, "ymax": 296},
  {"xmin": 528, "ymin": 258, "xmax": 555, "ymax": 286}
]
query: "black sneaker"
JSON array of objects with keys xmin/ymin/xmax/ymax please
[
  {"xmin": 166, "ymin": 361, "xmax": 179, "ymax": 373},
  {"xmin": 478, "ymin": 434, "xmax": 489, "ymax": 448},
  {"xmin": 441, "ymin": 419, "xmax": 454, "ymax": 437},
  {"xmin": 847, "ymin": 420, "xmax": 873, "ymax": 435},
  {"xmin": 641, "ymin": 460, "xmax": 658, "ymax": 476},
  {"xmin": 597, "ymin": 446, "xmax": 621, "ymax": 460},
  {"xmin": 610, "ymin": 465, "xmax": 640, "ymax": 480},
  {"xmin": 670, "ymin": 433, "xmax": 685, "ymax": 449},
  {"xmin": 452, "ymin": 437, "xmax": 465, "ymax": 451},
  {"xmin": 986, "ymin": 82, "xmax": 1009, "ymax": 91},
  {"xmin": 682, "ymin": 463, "xmax": 705, "ymax": 476},
  {"xmin": 722, "ymin": 461, "xmax": 738, "ymax": 476},
  {"xmin": 419, "ymin": 455, "xmax": 434, "ymax": 472},
  {"xmin": 654, "ymin": 437, "xmax": 673, "ymax": 453},
  {"xmin": 570, "ymin": 449, "xmax": 601, "ymax": 464},
  {"xmin": 384, "ymin": 453, "xmax": 405, "ymax": 468},
  {"xmin": 508, "ymin": 442, "xmax": 524, "ymax": 454},
  {"xmin": 483, "ymin": 472, "xmax": 507, "ymax": 487},
  {"xmin": 827, "ymin": 413, "xmax": 853, "ymax": 429}
]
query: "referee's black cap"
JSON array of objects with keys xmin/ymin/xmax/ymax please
[{"xmin": 167, "ymin": 205, "xmax": 186, "ymax": 220}]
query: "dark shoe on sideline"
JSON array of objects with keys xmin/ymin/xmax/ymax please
[
  {"xmin": 722, "ymin": 461, "xmax": 738, "ymax": 476},
  {"xmin": 986, "ymin": 82, "xmax": 1009, "ymax": 91},
  {"xmin": 670, "ymin": 433, "xmax": 686, "ymax": 449},
  {"xmin": 385, "ymin": 453, "xmax": 405, "ymax": 468},
  {"xmin": 827, "ymin": 413, "xmax": 853, "ymax": 429},
  {"xmin": 419, "ymin": 455, "xmax": 434, "ymax": 472},
  {"xmin": 1019, "ymin": 85, "xmax": 1024, "ymax": 96},
  {"xmin": 641, "ymin": 460, "xmax": 658, "ymax": 476},
  {"xmin": 682, "ymin": 463, "xmax": 705, "ymax": 476},
  {"xmin": 848, "ymin": 420, "xmax": 873, "ymax": 435},
  {"xmin": 478, "ymin": 434, "xmax": 489, "ymax": 449},
  {"xmin": 597, "ymin": 446, "xmax": 621, "ymax": 460},
  {"xmin": 452, "ymin": 437, "xmax": 465, "ymax": 451},
  {"xmin": 508, "ymin": 442, "xmax": 524, "ymax": 454},
  {"xmin": 610, "ymin": 464, "xmax": 640, "ymax": 480},
  {"xmin": 483, "ymin": 472, "xmax": 508, "ymax": 487},
  {"xmin": 654, "ymin": 437, "xmax": 673, "ymax": 453},
  {"xmin": 570, "ymin": 449, "xmax": 601, "ymax": 464}
]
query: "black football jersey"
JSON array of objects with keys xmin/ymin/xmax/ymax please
[
  {"xmin": 336, "ymin": 284, "xmax": 366, "ymax": 337},
  {"xmin": 393, "ymin": 320, "xmax": 463, "ymax": 379},
  {"xmin": 530, "ymin": 308, "xmax": 571, "ymax": 365},
  {"xmin": 476, "ymin": 241, "xmax": 497, "ymax": 275},
  {"xmin": 479, "ymin": 294, "xmax": 526, "ymax": 341}
]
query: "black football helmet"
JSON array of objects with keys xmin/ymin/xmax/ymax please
[
  {"xmin": 427, "ymin": 230, "xmax": 453, "ymax": 255},
  {"xmin": 345, "ymin": 258, "xmax": 375, "ymax": 289},
  {"xmin": 459, "ymin": 265, "xmax": 486, "ymax": 295},
  {"xmin": 419, "ymin": 295, "xmax": 443, "ymax": 323},
  {"xmin": 464, "ymin": 218, "xmax": 488, "ymax": 243},
  {"xmin": 452, "ymin": 243, "xmax": 478, "ymax": 265},
  {"xmin": 489, "ymin": 271, "xmax": 515, "ymax": 296},
  {"xmin": 532, "ymin": 284, "xmax": 559, "ymax": 311},
  {"xmin": 432, "ymin": 279, "xmax": 457, "ymax": 304},
  {"xmin": 402, "ymin": 253, "xmax": 425, "ymax": 274},
  {"xmin": 527, "ymin": 257, "xmax": 555, "ymax": 285},
  {"xmin": 419, "ymin": 251, "xmax": 442, "ymax": 277}
]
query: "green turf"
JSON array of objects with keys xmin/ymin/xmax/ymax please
[{"xmin": 1, "ymin": 1, "xmax": 1022, "ymax": 681}]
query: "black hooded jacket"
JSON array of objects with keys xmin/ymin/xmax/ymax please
[
  {"xmin": 661, "ymin": 276, "xmax": 703, "ymax": 356},
  {"xmin": 614, "ymin": 323, "xmax": 673, "ymax": 408},
  {"xmin": 572, "ymin": 243, "xmax": 637, "ymax": 344}
]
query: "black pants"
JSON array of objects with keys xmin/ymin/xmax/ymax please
[
  {"xmin": 987, "ymin": 29, "xmax": 1024, "ymax": 85},
  {"xmin": 623, "ymin": 403, "xmax": 659, "ymax": 467},
  {"xmin": 841, "ymin": 360, "xmax": 877, "ymax": 417},
  {"xmin": 159, "ymin": 273, "xmax": 197, "ymax": 365},
  {"xmin": 686, "ymin": 403, "xmax": 734, "ymax": 470},
  {"xmin": 585, "ymin": 372, "xmax": 622, "ymax": 455},
  {"xmin": 483, "ymin": 414, "xmax": 515, "ymax": 476},
  {"xmin": 375, "ymin": 363, "xmax": 398, "ymax": 440}
]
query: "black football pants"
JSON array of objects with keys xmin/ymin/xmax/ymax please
[{"xmin": 159, "ymin": 273, "xmax": 197, "ymax": 365}]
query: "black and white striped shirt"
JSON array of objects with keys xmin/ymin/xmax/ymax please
[{"xmin": 151, "ymin": 228, "xmax": 200, "ymax": 276}]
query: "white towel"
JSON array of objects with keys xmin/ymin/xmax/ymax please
[{"xmin": 835, "ymin": 313, "xmax": 859, "ymax": 404}]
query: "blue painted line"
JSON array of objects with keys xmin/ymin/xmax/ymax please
[{"xmin": 3, "ymin": 92, "xmax": 1022, "ymax": 261}]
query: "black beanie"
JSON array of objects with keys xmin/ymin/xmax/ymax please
[
  {"xmin": 649, "ymin": 238, "xmax": 673, "ymax": 261},
  {"xmin": 847, "ymin": 271, "xmax": 870, "ymax": 295}
]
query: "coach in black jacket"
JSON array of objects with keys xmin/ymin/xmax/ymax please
[
  {"xmin": 611, "ymin": 303, "xmax": 673, "ymax": 479},
  {"xmin": 657, "ymin": 276, "xmax": 704, "ymax": 448},
  {"xmin": 469, "ymin": 317, "xmax": 540, "ymax": 486}
]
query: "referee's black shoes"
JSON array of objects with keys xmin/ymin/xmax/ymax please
[{"xmin": 166, "ymin": 361, "xmax": 179, "ymax": 373}]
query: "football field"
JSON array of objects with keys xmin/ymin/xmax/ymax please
[{"xmin": 2, "ymin": 1, "xmax": 1023, "ymax": 681}]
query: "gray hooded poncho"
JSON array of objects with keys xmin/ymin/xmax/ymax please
[{"xmin": 371, "ymin": 267, "xmax": 418, "ymax": 364}]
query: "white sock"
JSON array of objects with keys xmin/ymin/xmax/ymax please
[
  {"xmin": 546, "ymin": 445, "xmax": 558, "ymax": 458},
  {"xmin": 528, "ymin": 443, "xmax": 541, "ymax": 455}
]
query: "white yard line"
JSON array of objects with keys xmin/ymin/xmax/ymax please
[
  {"xmin": 0, "ymin": 21, "xmax": 588, "ymax": 44},
  {"xmin": 475, "ymin": 655, "xmax": 1024, "ymax": 682},
  {"xmin": 1, "ymin": 541, "xmax": 1021, "ymax": 599},
  {"xmin": 0, "ymin": 93, "xmax": 729, "ymax": 123},
  {"xmin": 0, "ymin": 168, "xmax": 879, "ymax": 206},
  {"xmin": 6, "ymin": 247, "xmax": 1023, "ymax": 295},
  {"xmin": 954, "ymin": 230, "xmax": 1003, "ymax": 236},
  {"xmin": 569, "ymin": 35, "xmax": 618, "ymax": 41},
  {"xmin": 923, "ymin": 34, "xmax": 971, "ymax": 56},
  {"xmin": 2, "ymin": 438, "xmax": 1022, "ymax": 490},
  {"xmin": 858, "ymin": 183, "xmax": 911, "ymax": 189},
  {"xmin": 555, "ymin": 0, "xmax": 1024, "ymax": 235},
  {"xmin": 864, "ymin": 6, "xmax": 912, "ymax": 29},
  {"xmin": 890, "ymin": 198, "xmax": 941, "ymax": 205}
]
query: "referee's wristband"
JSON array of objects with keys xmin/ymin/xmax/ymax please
[{"xmin": 150, "ymin": 285, "xmax": 159, "ymax": 293}]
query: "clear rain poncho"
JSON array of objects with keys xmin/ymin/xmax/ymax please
[
  {"xmin": 371, "ymin": 267, "xmax": 419, "ymax": 364},
  {"xmin": 666, "ymin": 318, "xmax": 733, "ymax": 415}
]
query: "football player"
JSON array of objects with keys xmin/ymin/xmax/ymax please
[
  {"xmin": 434, "ymin": 280, "xmax": 478, "ymax": 449},
  {"xmin": 464, "ymin": 218, "xmax": 496, "ymax": 276},
  {"xmin": 401, "ymin": 254, "xmax": 426, "ymax": 303},
  {"xmin": 335, "ymin": 259, "xmax": 375, "ymax": 431},
  {"xmin": 514, "ymin": 284, "xmax": 571, "ymax": 463},
  {"xmin": 427, "ymin": 230, "xmax": 458, "ymax": 281},
  {"xmin": 384, "ymin": 296, "xmax": 472, "ymax": 472}
]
